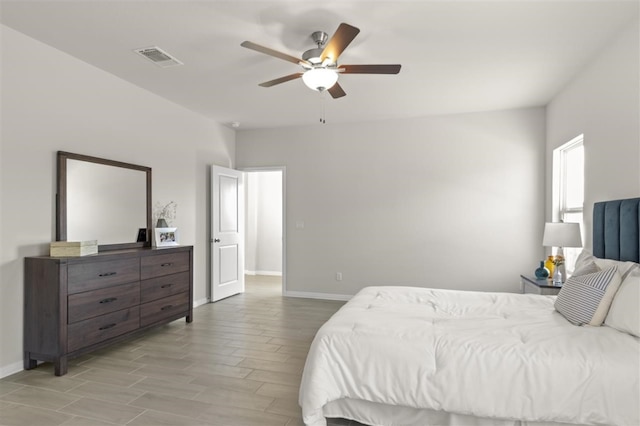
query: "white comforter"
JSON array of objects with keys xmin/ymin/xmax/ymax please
[{"xmin": 299, "ymin": 287, "xmax": 640, "ymax": 426}]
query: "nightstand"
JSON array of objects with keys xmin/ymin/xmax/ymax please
[{"xmin": 520, "ymin": 275, "xmax": 563, "ymax": 295}]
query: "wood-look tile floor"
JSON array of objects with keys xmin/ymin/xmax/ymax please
[{"xmin": 0, "ymin": 276, "xmax": 362, "ymax": 426}]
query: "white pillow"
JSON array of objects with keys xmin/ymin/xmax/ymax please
[
  {"xmin": 571, "ymin": 260, "xmax": 599, "ymax": 277},
  {"xmin": 555, "ymin": 266, "xmax": 622, "ymax": 326},
  {"xmin": 574, "ymin": 250, "xmax": 638, "ymax": 280},
  {"xmin": 594, "ymin": 258, "xmax": 638, "ymax": 281},
  {"xmin": 574, "ymin": 249, "xmax": 595, "ymax": 270},
  {"xmin": 604, "ymin": 267, "xmax": 640, "ymax": 337}
]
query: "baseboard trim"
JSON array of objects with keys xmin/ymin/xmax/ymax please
[
  {"xmin": 284, "ymin": 290, "xmax": 352, "ymax": 301},
  {"xmin": 194, "ymin": 298, "xmax": 209, "ymax": 308},
  {"xmin": 245, "ymin": 270, "xmax": 282, "ymax": 276},
  {"xmin": 0, "ymin": 360, "xmax": 24, "ymax": 379}
]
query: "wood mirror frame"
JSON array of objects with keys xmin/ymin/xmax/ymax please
[{"xmin": 56, "ymin": 151, "xmax": 152, "ymax": 251}]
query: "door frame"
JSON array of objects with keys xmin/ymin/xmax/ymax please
[{"xmin": 240, "ymin": 166, "xmax": 287, "ymax": 296}]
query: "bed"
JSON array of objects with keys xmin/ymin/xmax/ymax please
[{"xmin": 299, "ymin": 197, "xmax": 640, "ymax": 426}]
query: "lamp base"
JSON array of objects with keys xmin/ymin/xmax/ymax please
[{"xmin": 554, "ymin": 246, "xmax": 565, "ymax": 284}]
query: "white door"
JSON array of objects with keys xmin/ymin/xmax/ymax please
[{"xmin": 211, "ymin": 165, "xmax": 244, "ymax": 302}]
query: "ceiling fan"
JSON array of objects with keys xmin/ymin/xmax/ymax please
[{"xmin": 241, "ymin": 23, "xmax": 401, "ymax": 99}]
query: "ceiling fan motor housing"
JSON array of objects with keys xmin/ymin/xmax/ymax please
[
  {"xmin": 303, "ymin": 31, "xmax": 329, "ymax": 65},
  {"xmin": 302, "ymin": 47, "xmax": 324, "ymax": 64},
  {"xmin": 311, "ymin": 31, "xmax": 328, "ymax": 47}
]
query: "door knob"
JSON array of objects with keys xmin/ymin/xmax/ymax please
[{"xmin": 213, "ymin": 238, "xmax": 220, "ymax": 243}]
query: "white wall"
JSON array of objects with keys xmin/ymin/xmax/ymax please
[
  {"xmin": 237, "ymin": 108, "xmax": 546, "ymax": 298},
  {"xmin": 245, "ymin": 171, "xmax": 283, "ymax": 275},
  {"xmin": 0, "ymin": 25, "xmax": 235, "ymax": 377},
  {"xmin": 546, "ymin": 19, "xmax": 640, "ymax": 249}
]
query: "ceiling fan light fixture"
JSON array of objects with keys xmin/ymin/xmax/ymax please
[{"xmin": 302, "ymin": 68, "xmax": 338, "ymax": 92}]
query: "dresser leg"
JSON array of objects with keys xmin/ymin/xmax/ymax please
[
  {"xmin": 186, "ymin": 313, "xmax": 193, "ymax": 323},
  {"xmin": 24, "ymin": 353, "xmax": 37, "ymax": 370},
  {"xmin": 54, "ymin": 357, "xmax": 68, "ymax": 376}
]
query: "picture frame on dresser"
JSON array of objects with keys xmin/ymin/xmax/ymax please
[
  {"xmin": 155, "ymin": 227, "xmax": 179, "ymax": 247},
  {"xmin": 136, "ymin": 228, "xmax": 148, "ymax": 243}
]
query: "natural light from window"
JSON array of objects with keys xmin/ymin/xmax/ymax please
[{"xmin": 553, "ymin": 135, "xmax": 584, "ymax": 274}]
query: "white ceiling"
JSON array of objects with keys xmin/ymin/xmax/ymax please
[{"xmin": 1, "ymin": 1, "xmax": 638, "ymax": 130}]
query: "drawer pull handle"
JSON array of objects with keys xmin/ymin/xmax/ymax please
[
  {"xmin": 99, "ymin": 323, "xmax": 116, "ymax": 331},
  {"xmin": 160, "ymin": 284, "xmax": 172, "ymax": 289},
  {"xmin": 98, "ymin": 272, "xmax": 117, "ymax": 277},
  {"xmin": 160, "ymin": 263, "xmax": 173, "ymax": 267},
  {"xmin": 160, "ymin": 304, "xmax": 173, "ymax": 311},
  {"xmin": 99, "ymin": 297, "xmax": 118, "ymax": 304}
]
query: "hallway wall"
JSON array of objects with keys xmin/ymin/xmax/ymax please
[{"xmin": 245, "ymin": 171, "xmax": 283, "ymax": 276}]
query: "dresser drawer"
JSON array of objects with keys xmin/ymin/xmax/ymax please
[
  {"xmin": 141, "ymin": 271, "xmax": 190, "ymax": 304},
  {"xmin": 68, "ymin": 258, "xmax": 140, "ymax": 294},
  {"xmin": 141, "ymin": 251, "xmax": 190, "ymax": 280},
  {"xmin": 67, "ymin": 307, "xmax": 140, "ymax": 352},
  {"xmin": 68, "ymin": 282, "xmax": 140, "ymax": 324},
  {"xmin": 140, "ymin": 292, "xmax": 189, "ymax": 327}
]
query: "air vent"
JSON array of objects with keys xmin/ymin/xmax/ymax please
[{"xmin": 134, "ymin": 46, "xmax": 183, "ymax": 68}]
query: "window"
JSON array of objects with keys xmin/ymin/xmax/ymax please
[{"xmin": 552, "ymin": 135, "xmax": 584, "ymax": 273}]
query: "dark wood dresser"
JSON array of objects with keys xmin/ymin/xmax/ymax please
[{"xmin": 24, "ymin": 246, "xmax": 193, "ymax": 376}]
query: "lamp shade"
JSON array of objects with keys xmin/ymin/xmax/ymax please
[
  {"xmin": 542, "ymin": 222, "xmax": 582, "ymax": 248},
  {"xmin": 302, "ymin": 68, "xmax": 338, "ymax": 91}
]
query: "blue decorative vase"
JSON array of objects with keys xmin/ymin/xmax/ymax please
[{"xmin": 535, "ymin": 261, "xmax": 550, "ymax": 279}]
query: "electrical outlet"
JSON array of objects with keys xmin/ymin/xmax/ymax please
[{"xmin": 336, "ymin": 272, "xmax": 343, "ymax": 281}]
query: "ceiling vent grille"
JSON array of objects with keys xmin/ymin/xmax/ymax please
[{"xmin": 134, "ymin": 46, "xmax": 183, "ymax": 68}]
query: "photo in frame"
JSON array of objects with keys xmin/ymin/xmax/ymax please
[{"xmin": 154, "ymin": 227, "xmax": 179, "ymax": 247}]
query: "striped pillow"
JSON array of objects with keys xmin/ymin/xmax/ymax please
[{"xmin": 554, "ymin": 266, "xmax": 622, "ymax": 326}]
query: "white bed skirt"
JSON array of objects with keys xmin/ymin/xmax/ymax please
[{"xmin": 322, "ymin": 398, "xmax": 585, "ymax": 426}]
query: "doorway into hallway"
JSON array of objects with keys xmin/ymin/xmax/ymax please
[{"xmin": 244, "ymin": 168, "xmax": 285, "ymax": 294}]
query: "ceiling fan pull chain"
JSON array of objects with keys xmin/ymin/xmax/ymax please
[
  {"xmin": 323, "ymin": 91, "xmax": 327, "ymax": 124},
  {"xmin": 319, "ymin": 92, "xmax": 326, "ymax": 124}
]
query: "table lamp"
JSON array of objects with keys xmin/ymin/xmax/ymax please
[{"xmin": 542, "ymin": 222, "xmax": 582, "ymax": 284}]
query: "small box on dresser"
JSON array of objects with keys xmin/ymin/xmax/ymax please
[
  {"xmin": 24, "ymin": 245, "xmax": 193, "ymax": 376},
  {"xmin": 49, "ymin": 240, "xmax": 98, "ymax": 257}
]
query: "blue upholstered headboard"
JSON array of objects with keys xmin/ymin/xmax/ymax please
[{"xmin": 593, "ymin": 197, "xmax": 640, "ymax": 263}]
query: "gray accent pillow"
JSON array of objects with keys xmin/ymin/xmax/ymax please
[{"xmin": 554, "ymin": 266, "xmax": 622, "ymax": 326}]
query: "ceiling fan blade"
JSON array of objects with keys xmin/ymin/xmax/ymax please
[
  {"xmin": 327, "ymin": 82, "xmax": 346, "ymax": 99},
  {"xmin": 340, "ymin": 64, "xmax": 402, "ymax": 74},
  {"xmin": 321, "ymin": 23, "xmax": 360, "ymax": 63},
  {"xmin": 258, "ymin": 73, "xmax": 303, "ymax": 88},
  {"xmin": 241, "ymin": 41, "xmax": 309, "ymax": 66}
]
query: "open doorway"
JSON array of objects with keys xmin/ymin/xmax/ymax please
[{"xmin": 243, "ymin": 167, "xmax": 285, "ymax": 294}]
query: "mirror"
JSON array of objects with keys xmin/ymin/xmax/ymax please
[{"xmin": 57, "ymin": 151, "xmax": 152, "ymax": 251}]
